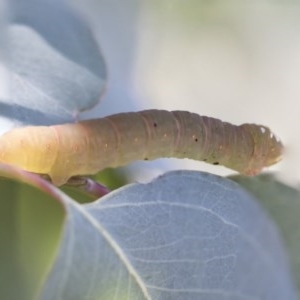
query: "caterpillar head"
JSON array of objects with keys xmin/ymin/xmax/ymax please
[{"xmin": 240, "ymin": 124, "xmax": 284, "ymax": 175}]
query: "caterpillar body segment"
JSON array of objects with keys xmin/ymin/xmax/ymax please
[{"xmin": 0, "ymin": 110, "xmax": 283, "ymax": 186}]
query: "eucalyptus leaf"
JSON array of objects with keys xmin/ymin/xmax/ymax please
[
  {"xmin": 40, "ymin": 171, "xmax": 297, "ymax": 300},
  {"xmin": 0, "ymin": 0, "xmax": 106, "ymax": 130},
  {"xmin": 0, "ymin": 164, "xmax": 65, "ymax": 300},
  {"xmin": 231, "ymin": 174, "xmax": 300, "ymax": 297}
]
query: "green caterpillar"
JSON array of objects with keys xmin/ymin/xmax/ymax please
[{"xmin": 0, "ymin": 110, "xmax": 283, "ymax": 186}]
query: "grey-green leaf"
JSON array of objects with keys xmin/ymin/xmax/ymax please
[
  {"xmin": 40, "ymin": 171, "xmax": 297, "ymax": 300},
  {"xmin": 1, "ymin": 0, "xmax": 106, "ymax": 128},
  {"xmin": 231, "ymin": 174, "xmax": 300, "ymax": 297}
]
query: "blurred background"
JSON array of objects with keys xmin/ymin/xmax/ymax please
[{"xmin": 72, "ymin": 0, "xmax": 300, "ymax": 185}]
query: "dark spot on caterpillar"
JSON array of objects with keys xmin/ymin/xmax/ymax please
[
  {"xmin": 153, "ymin": 122, "xmax": 157, "ymax": 127},
  {"xmin": 213, "ymin": 162, "xmax": 219, "ymax": 165},
  {"xmin": 192, "ymin": 134, "xmax": 198, "ymax": 142},
  {"xmin": 203, "ymin": 158, "xmax": 207, "ymax": 162},
  {"xmin": 144, "ymin": 157, "xmax": 148, "ymax": 160}
]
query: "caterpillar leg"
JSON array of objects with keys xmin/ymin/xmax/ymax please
[
  {"xmin": 65, "ymin": 176, "xmax": 111, "ymax": 198},
  {"xmin": 38, "ymin": 174, "xmax": 110, "ymax": 198}
]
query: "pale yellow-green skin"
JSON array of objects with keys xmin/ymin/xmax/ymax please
[{"xmin": 0, "ymin": 110, "xmax": 283, "ymax": 186}]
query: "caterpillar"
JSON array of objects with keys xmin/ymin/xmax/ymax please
[{"xmin": 0, "ymin": 110, "xmax": 283, "ymax": 186}]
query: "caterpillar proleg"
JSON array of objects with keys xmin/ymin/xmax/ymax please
[{"xmin": 0, "ymin": 110, "xmax": 283, "ymax": 186}]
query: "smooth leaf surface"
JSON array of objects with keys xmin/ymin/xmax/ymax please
[
  {"xmin": 0, "ymin": 164, "xmax": 66, "ymax": 300},
  {"xmin": 0, "ymin": 178, "xmax": 27, "ymax": 300},
  {"xmin": 0, "ymin": 0, "xmax": 106, "ymax": 131},
  {"xmin": 41, "ymin": 171, "xmax": 297, "ymax": 300},
  {"xmin": 231, "ymin": 174, "xmax": 300, "ymax": 297}
]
